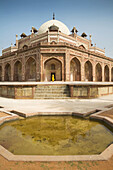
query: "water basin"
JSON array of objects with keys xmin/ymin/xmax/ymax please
[{"xmin": 0, "ymin": 116, "xmax": 113, "ymax": 155}]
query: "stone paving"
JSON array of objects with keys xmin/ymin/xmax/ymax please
[{"xmin": 0, "ymin": 94, "xmax": 113, "ymax": 116}]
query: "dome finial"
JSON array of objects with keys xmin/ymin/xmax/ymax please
[{"xmin": 53, "ymin": 13, "xmax": 55, "ymax": 20}]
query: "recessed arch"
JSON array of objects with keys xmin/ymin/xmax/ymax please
[
  {"xmin": 25, "ymin": 57, "xmax": 36, "ymax": 81},
  {"xmin": 79, "ymin": 45, "xmax": 86, "ymax": 50},
  {"xmin": 104, "ymin": 65, "xmax": 109, "ymax": 81},
  {"xmin": 23, "ymin": 45, "xmax": 28, "ymax": 50},
  {"xmin": 44, "ymin": 58, "xmax": 62, "ymax": 81},
  {"xmin": 0, "ymin": 66, "xmax": 2, "ymax": 81},
  {"xmin": 95, "ymin": 63, "xmax": 102, "ymax": 81},
  {"xmin": 70, "ymin": 57, "xmax": 81, "ymax": 81},
  {"xmin": 111, "ymin": 67, "xmax": 113, "ymax": 82},
  {"xmin": 14, "ymin": 61, "xmax": 22, "ymax": 81},
  {"xmin": 84, "ymin": 60, "xmax": 93, "ymax": 81},
  {"xmin": 4, "ymin": 63, "xmax": 11, "ymax": 81}
]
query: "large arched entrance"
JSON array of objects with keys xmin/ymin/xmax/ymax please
[
  {"xmin": 25, "ymin": 57, "xmax": 36, "ymax": 81},
  {"xmin": 70, "ymin": 57, "xmax": 81, "ymax": 81},
  {"xmin": 4, "ymin": 63, "xmax": 11, "ymax": 81},
  {"xmin": 14, "ymin": 61, "xmax": 22, "ymax": 81},
  {"xmin": 111, "ymin": 67, "xmax": 113, "ymax": 82},
  {"xmin": 44, "ymin": 58, "xmax": 62, "ymax": 81},
  {"xmin": 95, "ymin": 63, "xmax": 102, "ymax": 81},
  {"xmin": 104, "ymin": 65, "xmax": 109, "ymax": 81},
  {"xmin": 0, "ymin": 66, "xmax": 2, "ymax": 81},
  {"xmin": 85, "ymin": 61, "xmax": 93, "ymax": 81}
]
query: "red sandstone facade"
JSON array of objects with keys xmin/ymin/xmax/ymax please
[{"xmin": 0, "ymin": 18, "xmax": 113, "ymax": 82}]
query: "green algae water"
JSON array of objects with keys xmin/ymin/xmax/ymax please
[{"xmin": 0, "ymin": 116, "xmax": 113, "ymax": 155}]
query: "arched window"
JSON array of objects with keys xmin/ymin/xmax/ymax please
[
  {"xmin": 51, "ymin": 64, "xmax": 55, "ymax": 70},
  {"xmin": 23, "ymin": 45, "xmax": 28, "ymax": 50},
  {"xmin": 79, "ymin": 45, "xmax": 86, "ymax": 50}
]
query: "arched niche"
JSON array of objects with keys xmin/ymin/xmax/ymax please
[
  {"xmin": 14, "ymin": 61, "xmax": 22, "ymax": 81},
  {"xmin": 95, "ymin": 63, "xmax": 102, "ymax": 81},
  {"xmin": 25, "ymin": 57, "xmax": 36, "ymax": 81},
  {"xmin": 0, "ymin": 66, "xmax": 2, "ymax": 81},
  {"xmin": 70, "ymin": 57, "xmax": 81, "ymax": 81},
  {"xmin": 44, "ymin": 58, "xmax": 62, "ymax": 81},
  {"xmin": 111, "ymin": 67, "xmax": 113, "ymax": 82},
  {"xmin": 84, "ymin": 61, "xmax": 93, "ymax": 81},
  {"xmin": 104, "ymin": 65, "xmax": 109, "ymax": 81},
  {"xmin": 79, "ymin": 45, "xmax": 86, "ymax": 50},
  {"xmin": 4, "ymin": 63, "xmax": 11, "ymax": 81}
]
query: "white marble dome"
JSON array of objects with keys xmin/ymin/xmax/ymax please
[{"xmin": 38, "ymin": 19, "xmax": 70, "ymax": 35}]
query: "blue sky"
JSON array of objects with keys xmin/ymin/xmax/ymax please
[{"xmin": 0, "ymin": 0, "xmax": 113, "ymax": 58}]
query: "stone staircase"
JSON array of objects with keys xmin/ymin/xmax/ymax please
[{"xmin": 34, "ymin": 84, "xmax": 70, "ymax": 99}]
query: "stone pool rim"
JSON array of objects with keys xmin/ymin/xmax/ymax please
[{"xmin": 0, "ymin": 110, "xmax": 113, "ymax": 162}]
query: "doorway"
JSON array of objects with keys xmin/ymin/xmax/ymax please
[{"xmin": 51, "ymin": 73, "xmax": 56, "ymax": 81}]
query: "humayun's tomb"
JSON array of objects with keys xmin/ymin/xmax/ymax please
[{"xmin": 0, "ymin": 14, "xmax": 113, "ymax": 99}]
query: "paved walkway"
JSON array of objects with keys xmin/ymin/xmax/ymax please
[{"xmin": 0, "ymin": 94, "xmax": 113, "ymax": 116}]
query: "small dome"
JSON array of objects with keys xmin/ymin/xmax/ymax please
[{"xmin": 38, "ymin": 19, "xmax": 70, "ymax": 35}]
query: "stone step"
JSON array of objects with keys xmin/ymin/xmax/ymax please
[
  {"xmin": 35, "ymin": 89, "xmax": 69, "ymax": 93},
  {"xmin": 34, "ymin": 84, "xmax": 70, "ymax": 99},
  {"xmin": 35, "ymin": 93, "xmax": 70, "ymax": 96},
  {"xmin": 34, "ymin": 94, "xmax": 70, "ymax": 97},
  {"xmin": 34, "ymin": 97, "xmax": 70, "ymax": 99},
  {"xmin": 34, "ymin": 93, "xmax": 70, "ymax": 96},
  {"xmin": 36, "ymin": 85, "xmax": 69, "ymax": 89},
  {"xmin": 35, "ymin": 88, "xmax": 69, "ymax": 91}
]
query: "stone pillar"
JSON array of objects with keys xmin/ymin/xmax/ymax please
[
  {"xmin": 109, "ymin": 64, "xmax": 111, "ymax": 82},
  {"xmin": 36, "ymin": 52, "xmax": 40, "ymax": 81},
  {"xmin": 40, "ymin": 54, "xmax": 43, "ymax": 81},
  {"xmin": 2, "ymin": 64, "xmax": 4, "ymax": 81},
  {"xmin": 81, "ymin": 58, "xmax": 85, "ymax": 81},
  {"xmin": 93, "ymin": 62, "xmax": 96, "ymax": 82},
  {"xmin": 62, "ymin": 60, "xmax": 65, "ymax": 81},
  {"xmin": 102, "ymin": 63, "xmax": 104, "ymax": 82},
  {"xmin": 11, "ymin": 61, "xmax": 14, "ymax": 81},
  {"xmin": 69, "ymin": 85, "xmax": 73, "ymax": 97},
  {"xmin": 22, "ymin": 57, "xmax": 25, "ymax": 81},
  {"xmin": 65, "ymin": 51, "xmax": 70, "ymax": 81}
]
